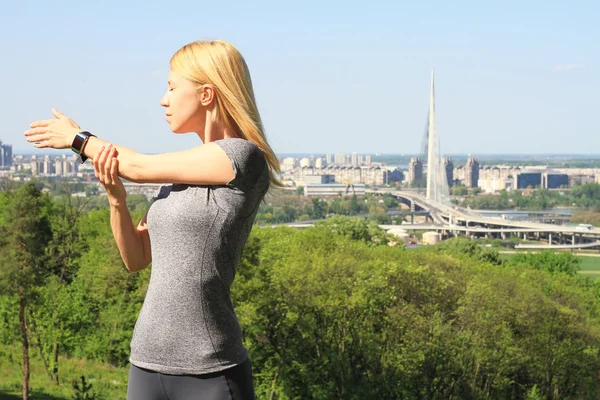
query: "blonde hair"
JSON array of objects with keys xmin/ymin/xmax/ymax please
[{"xmin": 170, "ymin": 39, "xmax": 282, "ymax": 188}]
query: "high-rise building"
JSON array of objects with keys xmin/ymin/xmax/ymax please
[
  {"xmin": 43, "ymin": 155, "xmax": 53, "ymax": 175},
  {"xmin": 443, "ymin": 157, "xmax": 454, "ymax": 187},
  {"xmin": 408, "ymin": 157, "xmax": 423, "ymax": 185},
  {"xmin": 300, "ymin": 157, "xmax": 314, "ymax": 168},
  {"xmin": 351, "ymin": 152, "xmax": 358, "ymax": 166},
  {"xmin": 365, "ymin": 155, "xmax": 372, "ymax": 166},
  {"xmin": 464, "ymin": 157, "xmax": 480, "ymax": 188},
  {"xmin": 334, "ymin": 153, "xmax": 347, "ymax": 165},
  {"xmin": 55, "ymin": 159, "xmax": 64, "ymax": 176},
  {"xmin": 326, "ymin": 153, "xmax": 333, "ymax": 164},
  {"xmin": 0, "ymin": 140, "xmax": 13, "ymax": 167}
]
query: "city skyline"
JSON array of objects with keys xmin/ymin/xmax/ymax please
[
  {"xmin": 5, "ymin": 145, "xmax": 600, "ymax": 158},
  {"xmin": 2, "ymin": 1, "xmax": 598, "ymax": 156}
]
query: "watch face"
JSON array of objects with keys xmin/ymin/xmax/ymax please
[{"xmin": 72, "ymin": 133, "xmax": 86, "ymax": 154}]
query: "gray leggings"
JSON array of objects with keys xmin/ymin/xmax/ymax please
[{"xmin": 126, "ymin": 358, "xmax": 255, "ymax": 400}]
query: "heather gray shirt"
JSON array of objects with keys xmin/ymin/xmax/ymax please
[{"xmin": 129, "ymin": 137, "xmax": 269, "ymax": 375}]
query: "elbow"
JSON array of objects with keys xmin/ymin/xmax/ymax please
[
  {"xmin": 125, "ymin": 262, "xmax": 138, "ymax": 273},
  {"xmin": 126, "ymin": 261, "xmax": 149, "ymax": 273}
]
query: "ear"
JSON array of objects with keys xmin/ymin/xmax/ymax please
[{"xmin": 199, "ymin": 84, "xmax": 216, "ymax": 107}]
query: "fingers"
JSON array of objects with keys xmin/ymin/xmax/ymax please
[
  {"xmin": 105, "ymin": 153, "xmax": 114, "ymax": 185},
  {"xmin": 98, "ymin": 145, "xmax": 113, "ymax": 178},
  {"xmin": 93, "ymin": 145, "xmax": 108, "ymax": 182},
  {"xmin": 29, "ymin": 120, "xmax": 54, "ymax": 128},
  {"xmin": 34, "ymin": 139, "xmax": 52, "ymax": 148},
  {"xmin": 25, "ymin": 127, "xmax": 48, "ymax": 136},
  {"xmin": 93, "ymin": 146, "xmax": 104, "ymax": 181},
  {"xmin": 52, "ymin": 108, "xmax": 67, "ymax": 119},
  {"xmin": 110, "ymin": 152, "xmax": 120, "ymax": 185},
  {"xmin": 104, "ymin": 147, "xmax": 117, "ymax": 184},
  {"xmin": 93, "ymin": 145, "xmax": 118, "ymax": 185},
  {"xmin": 25, "ymin": 133, "xmax": 50, "ymax": 143}
]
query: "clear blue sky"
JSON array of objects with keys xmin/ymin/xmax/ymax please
[{"xmin": 2, "ymin": 0, "xmax": 598, "ymax": 155}]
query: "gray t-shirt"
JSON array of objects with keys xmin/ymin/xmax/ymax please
[{"xmin": 129, "ymin": 137, "xmax": 269, "ymax": 375}]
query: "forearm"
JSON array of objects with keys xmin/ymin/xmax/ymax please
[
  {"xmin": 83, "ymin": 136, "xmax": 146, "ymax": 183},
  {"xmin": 109, "ymin": 199, "xmax": 149, "ymax": 272}
]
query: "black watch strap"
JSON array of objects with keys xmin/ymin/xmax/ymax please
[{"xmin": 71, "ymin": 131, "xmax": 96, "ymax": 164}]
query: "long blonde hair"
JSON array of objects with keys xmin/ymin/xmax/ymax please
[{"xmin": 170, "ymin": 39, "xmax": 282, "ymax": 188}]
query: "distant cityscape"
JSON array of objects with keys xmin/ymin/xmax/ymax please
[{"xmin": 1, "ymin": 140, "xmax": 600, "ymax": 199}]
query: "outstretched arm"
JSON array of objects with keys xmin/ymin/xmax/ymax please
[{"xmin": 25, "ymin": 109, "xmax": 235, "ymax": 185}]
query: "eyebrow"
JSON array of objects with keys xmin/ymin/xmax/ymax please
[{"xmin": 168, "ymin": 80, "xmax": 173, "ymax": 86}]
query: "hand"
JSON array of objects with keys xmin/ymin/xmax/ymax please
[
  {"xmin": 93, "ymin": 144, "xmax": 126, "ymax": 205},
  {"xmin": 24, "ymin": 109, "xmax": 81, "ymax": 149}
]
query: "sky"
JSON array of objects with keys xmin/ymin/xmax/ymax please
[{"xmin": 1, "ymin": 0, "xmax": 598, "ymax": 156}]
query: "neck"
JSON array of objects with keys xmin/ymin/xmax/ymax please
[{"xmin": 198, "ymin": 110, "xmax": 238, "ymax": 143}]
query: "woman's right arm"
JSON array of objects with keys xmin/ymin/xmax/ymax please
[{"xmin": 95, "ymin": 146, "xmax": 152, "ymax": 273}]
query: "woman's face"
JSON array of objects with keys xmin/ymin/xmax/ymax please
[{"xmin": 160, "ymin": 71, "xmax": 205, "ymax": 134}]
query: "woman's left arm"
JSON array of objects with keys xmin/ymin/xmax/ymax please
[{"xmin": 25, "ymin": 109, "xmax": 235, "ymax": 185}]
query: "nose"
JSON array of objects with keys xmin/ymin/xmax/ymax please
[{"xmin": 160, "ymin": 92, "xmax": 169, "ymax": 108}]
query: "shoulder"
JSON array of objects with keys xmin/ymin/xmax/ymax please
[
  {"xmin": 215, "ymin": 137, "xmax": 263, "ymax": 155},
  {"xmin": 215, "ymin": 138, "xmax": 266, "ymax": 169},
  {"xmin": 214, "ymin": 138, "xmax": 268, "ymax": 192}
]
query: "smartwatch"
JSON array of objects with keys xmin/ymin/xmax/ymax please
[{"xmin": 71, "ymin": 131, "xmax": 96, "ymax": 164}]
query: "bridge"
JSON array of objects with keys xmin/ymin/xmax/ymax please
[
  {"xmin": 369, "ymin": 189, "xmax": 600, "ymax": 249},
  {"xmin": 283, "ymin": 190, "xmax": 600, "ymax": 250},
  {"xmin": 284, "ymin": 71, "xmax": 599, "ymax": 250},
  {"xmin": 385, "ymin": 70, "xmax": 599, "ymax": 249}
]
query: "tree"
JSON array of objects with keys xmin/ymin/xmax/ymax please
[
  {"xmin": 314, "ymin": 215, "xmax": 392, "ymax": 247},
  {"xmin": 30, "ymin": 196, "xmax": 89, "ymax": 386},
  {"xmin": 0, "ymin": 183, "xmax": 52, "ymax": 400},
  {"xmin": 506, "ymin": 251, "xmax": 582, "ymax": 276},
  {"xmin": 311, "ymin": 198, "xmax": 327, "ymax": 220}
]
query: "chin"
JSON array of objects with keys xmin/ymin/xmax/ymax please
[{"xmin": 169, "ymin": 123, "xmax": 185, "ymax": 134}]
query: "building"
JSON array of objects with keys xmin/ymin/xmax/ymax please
[
  {"xmin": 443, "ymin": 157, "xmax": 453, "ymax": 187},
  {"xmin": 281, "ymin": 157, "xmax": 296, "ymax": 171},
  {"xmin": 517, "ymin": 171, "xmax": 542, "ymax": 189},
  {"xmin": 303, "ymin": 174, "xmax": 335, "ymax": 184},
  {"xmin": 569, "ymin": 174, "xmax": 596, "ymax": 186},
  {"xmin": 464, "ymin": 157, "xmax": 479, "ymax": 188},
  {"xmin": 315, "ymin": 158, "xmax": 326, "ymax": 169},
  {"xmin": 334, "ymin": 153, "xmax": 348, "ymax": 165},
  {"xmin": 300, "ymin": 157, "xmax": 314, "ymax": 168},
  {"xmin": 304, "ymin": 183, "xmax": 366, "ymax": 197},
  {"xmin": 542, "ymin": 172, "xmax": 569, "ymax": 189},
  {"xmin": 287, "ymin": 164, "xmax": 396, "ymax": 187},
  {"xmin": 407, "ymin": 157, "xmax": 423, "ymax": 185},
  {"xmin": 0, "ymin": 140, "xmax": 13, "ymax": 167}
]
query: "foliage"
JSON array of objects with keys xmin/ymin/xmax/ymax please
[
  {"xmin": 72, "ymin": 375, "xmax": 97, "ymax": 400},
  {"xmin": 2, "ymin": 190, "xmax": 600, "ymax": 399},
  {"xmin": 233, "ymin": 228, "xmax": 600, "ymax": 399},
  {"xmin": 462, "ymin": 183, "xmax": 600, "ymax": 211},
  {"xmin": 314, "ymin": 215, "xmax": 394, "ymax": 247},
  {"xmin": 506, "ymin": 250, "xmax": 582, "ymax": 276}
]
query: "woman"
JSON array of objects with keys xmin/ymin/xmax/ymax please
[{"xmin": 24, "ymin": 39, "xmax": 280, "ymax": 400}]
